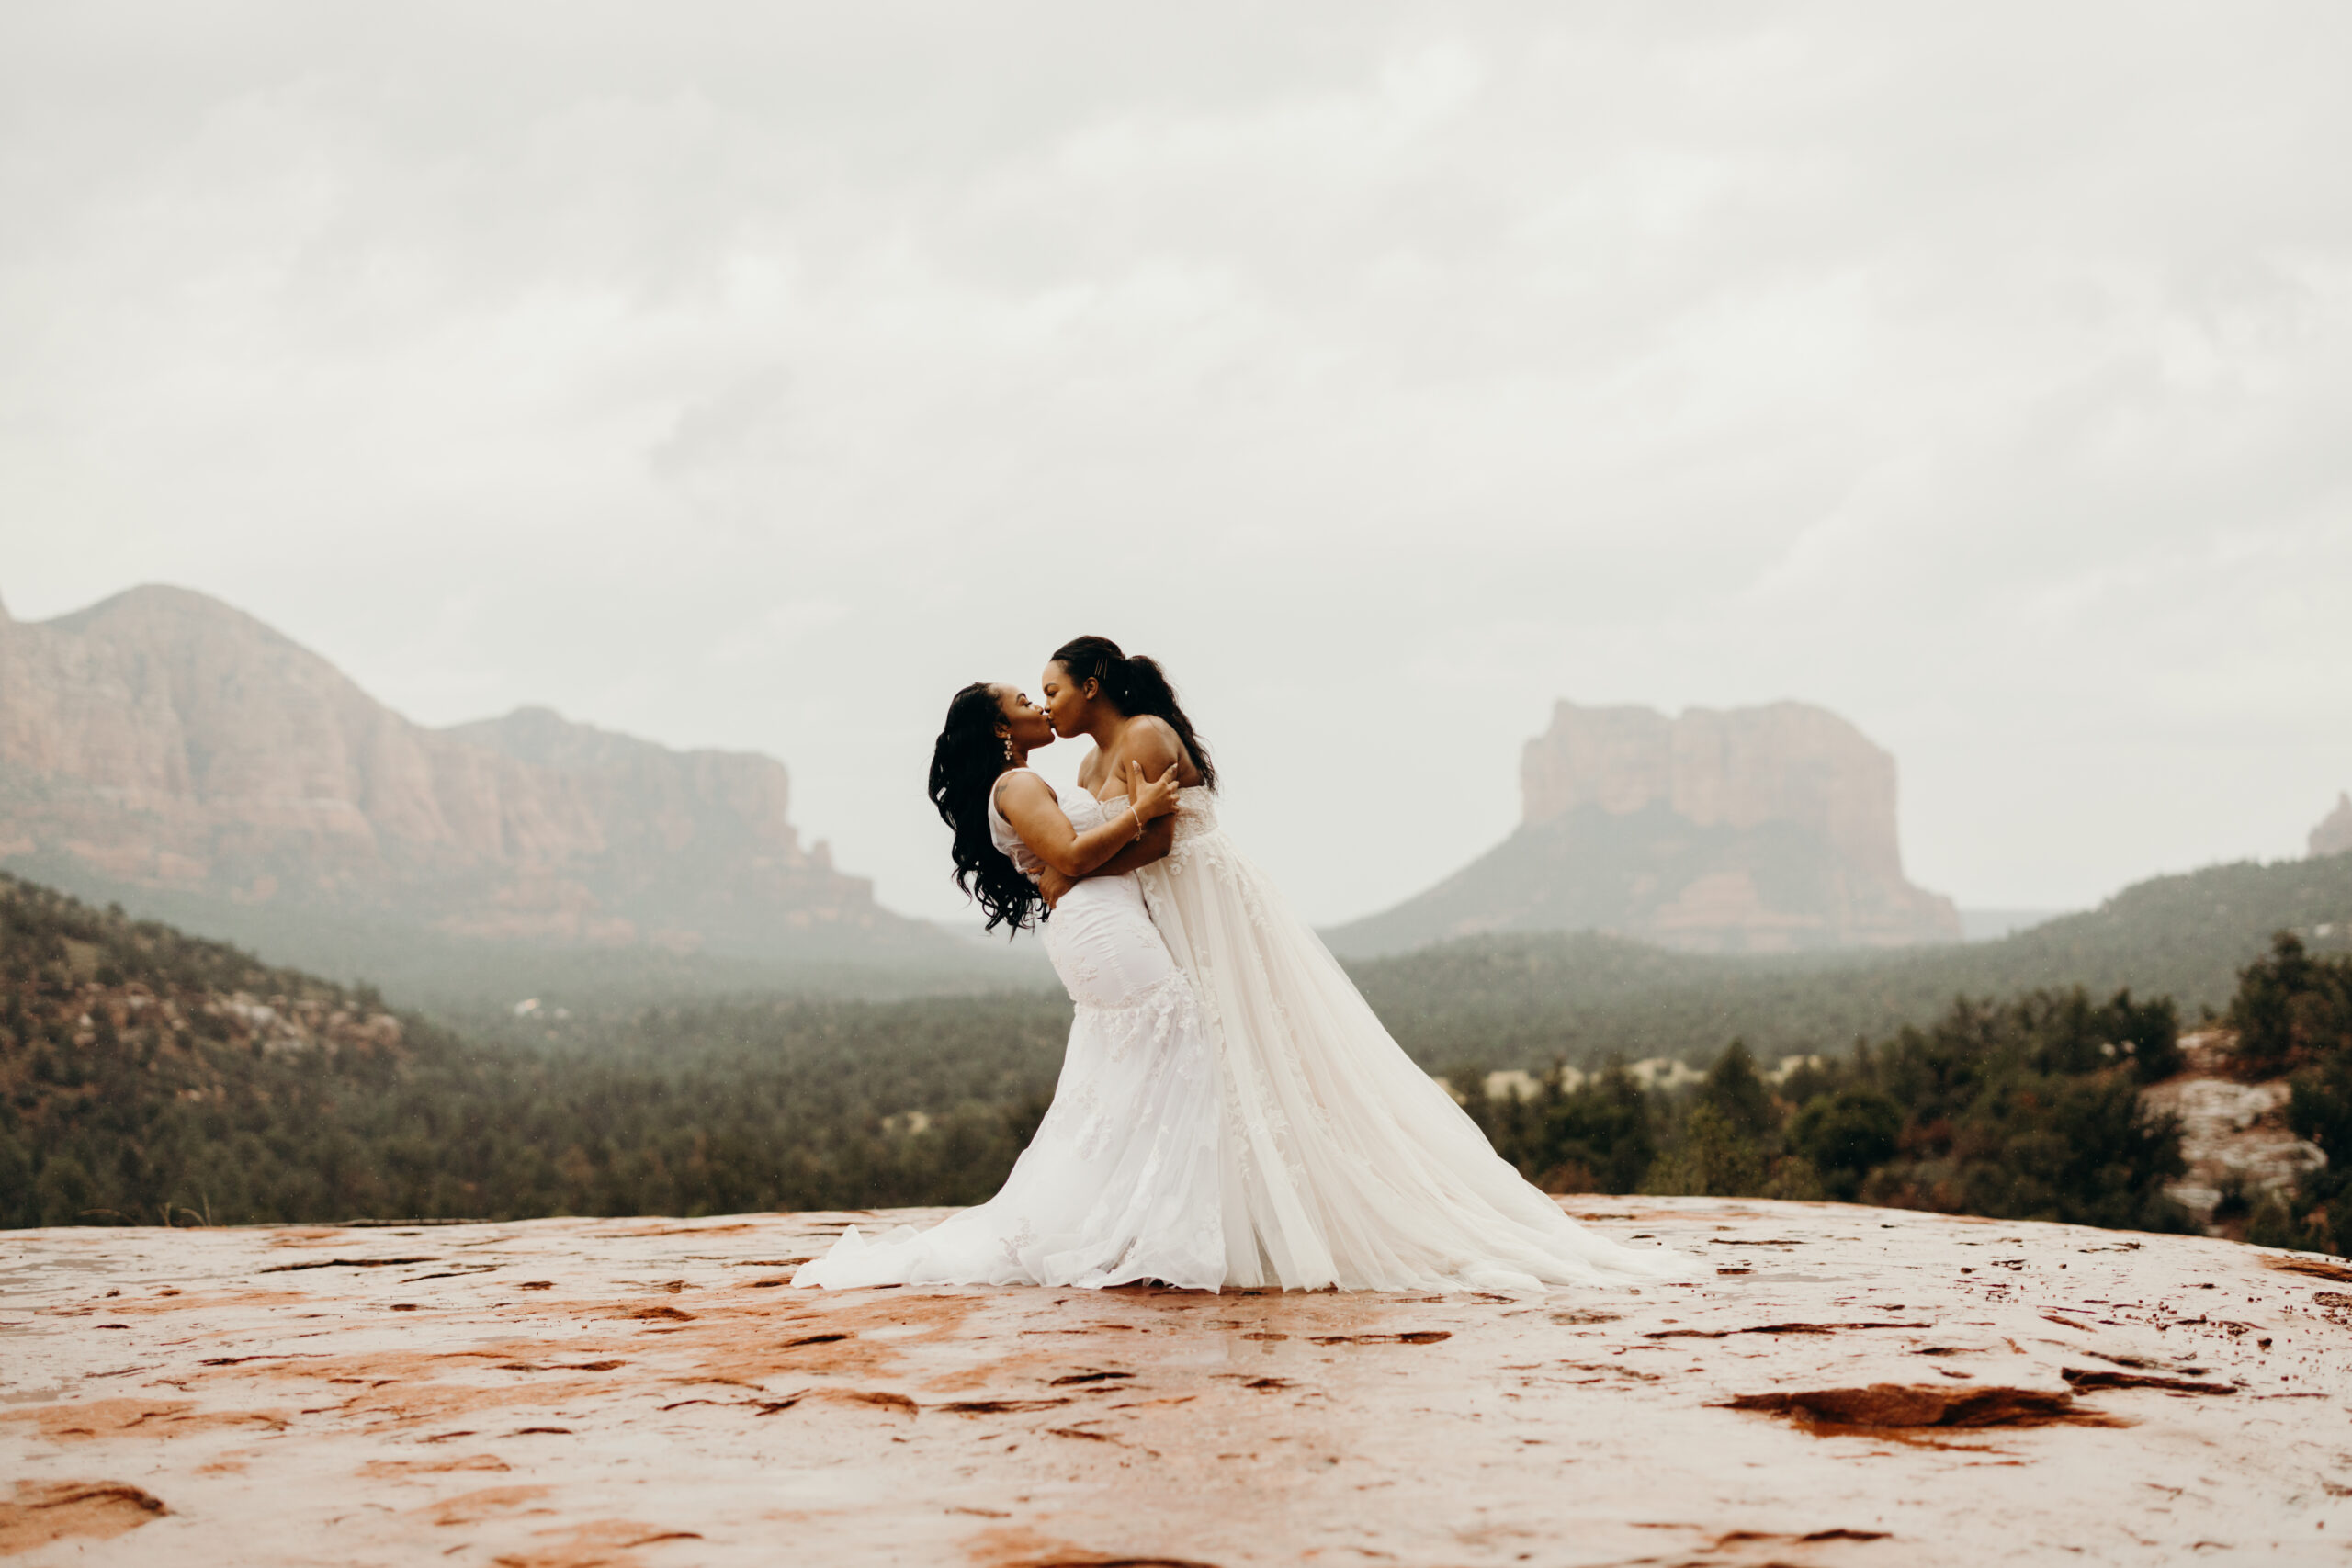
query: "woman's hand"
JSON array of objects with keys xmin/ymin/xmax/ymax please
[
  {"xmin": 1124, "ymin": 759, "xmax": 1184, "ymax": 824},
  {"xmin": 1037, "ymin": 865, "xmax": 1076, "ymax": 908}
]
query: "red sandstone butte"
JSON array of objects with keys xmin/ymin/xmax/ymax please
[
  {"xmin": 0, "ymin": 584, "xmax": 887, "ymax": 949},
  {"xmin": 4, "ymin": 1197, "xmax": 2349, "ymax": 1565}
]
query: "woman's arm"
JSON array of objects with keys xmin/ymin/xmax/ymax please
[
  {"xmin": 1036, "ymin": 721, "xmax": 1188, "ymax": 903},
  {"xmin": 993, "ymin": 764, "xmax": 1180, "ymax": 878},
  {"xmin": 1056, "ymin": 817, "xmax": 1173, "ymax": 888},
  {"xmin": 1036, "ymin": 816, "xmax": 1173, "ymax": 908}
]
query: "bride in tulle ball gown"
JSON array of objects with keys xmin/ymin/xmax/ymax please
[
  {"xmin": 794, "ymin": 681, "xmax": 1229, "ymax": 1290},
  {"xmin": 1034, "ymin": 635, "xmax": 1688, "ymax": 1293}
]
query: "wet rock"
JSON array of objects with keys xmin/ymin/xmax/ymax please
[
  {"xmin": 2059, "ymin": 1368, "xmax": 2236, "ymax": 1395},
  {"xmin": 1722, "ymin": 1383, "xmax": 2090, "ymax": 1428},
  {"xmin": 0, "ymin": 1481, "xmax": 167, "ymax": 1554},
  {"xmin": 6, "ymin": 1199, "xmax": 2352, "ymax": 1563}
]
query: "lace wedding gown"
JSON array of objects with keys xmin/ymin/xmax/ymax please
[
  {"xmin": 793, "ymin": 771, "xmax": 1226, "ymax": 1291},
  {"xmin": 1128, "ymin": 785, "xmax": 1689, "ymax": 1293}
]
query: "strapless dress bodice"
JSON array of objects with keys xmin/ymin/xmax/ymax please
[{"xmin": 1085, "ymin": 784, "xmax": 1219, "ymax": 850}]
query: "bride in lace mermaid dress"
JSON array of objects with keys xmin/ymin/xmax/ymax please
[
  {"xmin": 1039, "ymin": 636, "xmax": 1689, "ymax": 1293},
  {"xmin": 793, "ymin": 682, "xmax": 1226, "ymax": 1291}
]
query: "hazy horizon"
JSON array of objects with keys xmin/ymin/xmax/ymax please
[{"xmin": 6, "ymin": 4, "xmax": 2348, "ymax": 926}]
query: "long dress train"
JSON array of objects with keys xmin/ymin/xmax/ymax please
[
  {"xmin": 1128, "ymin": 785, "xmax": 1689, "ymax": 1293},
  {"xmin": 793, "ymin": 772, "xmax": 1225, "ymax": 1290}
]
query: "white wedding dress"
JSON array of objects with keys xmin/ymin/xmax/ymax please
[
  {"xmin": 1127, "ymin": 784, "xmax": 1687, "ymax": 1293},
  {"xmin": 793, "ymin": 771, "xmax": 1227, "ymax": 1290}
]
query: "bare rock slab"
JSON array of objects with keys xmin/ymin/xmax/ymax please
[{"xmin": 5, "ymin": 1198, "xmax": 2351, "ymax": 1565}]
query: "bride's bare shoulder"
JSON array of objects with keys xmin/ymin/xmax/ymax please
[
  {"xmin": 994, "ymin": 769, "xmax": 1056, "ymax": 807},
  {"xmin": 1115, "ymin": 716, "xmax": 1194, "ymax": 782}
]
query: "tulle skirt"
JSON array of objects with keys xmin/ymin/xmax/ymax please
[
  {"xmin": 1136, "ymin": 790, "xmax": 1690, "ymax": 1293},
  {"xmin": 792, "ymin": 874, "xmax": 1226, "ymax": 1291}
]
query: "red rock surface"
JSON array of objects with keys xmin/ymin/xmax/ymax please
[{"xmin": 6, "ymin": 1198, "xmax": 2349, "ymax": 1564}]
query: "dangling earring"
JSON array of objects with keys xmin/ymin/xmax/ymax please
[{"xmin": 1001, "ymin": 732, "xmax": 1017, "ymax": 764}]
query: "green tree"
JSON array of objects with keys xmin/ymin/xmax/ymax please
[
  {"xmin": 32, "ymin": 1153, "xmax": 95, "ymax": 1225},
  {"xmin": 1527, "ymin": 1060, "xmax": 1657, "ymax": 1193},
  {"xmin": 1789, "ymin": 1089, "xmax": 1903, "ymax": 1202},
  {"xmin": 1643, "ymin": 1102, "xmax": 1822, "ymax": 1200},
  {"xmin": 2234, "ymin": 933, "xmax": 2352, "ymax": 1078},
  {"xmin": 2098, "ymin": 989, "xmax": 2182, "ymax": 1083},
  {"xmin": 1699, "ymin": 1041, "xmax": 1775, "ymax": 1138}
]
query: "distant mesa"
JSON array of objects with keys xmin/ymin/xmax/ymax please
[
  {"xmin": 0, "ymin": 584, "xmax": 928, "ymax": 961},
  {"xmin": 1327, "ymin": 699, "xmax": 1962, "ymax": 957},
  {"xmin": 2313, "ymin": 792, "xmax": 2352, "ymax": 860}
]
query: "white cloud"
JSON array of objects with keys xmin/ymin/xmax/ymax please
[{"xmin": 3, "ymin": 1, "xmax": 2347, "ymax": 925}]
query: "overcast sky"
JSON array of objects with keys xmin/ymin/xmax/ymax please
[{"xmin": 4, "ymin": 3, "xmax": 2348, "ymax": 926}]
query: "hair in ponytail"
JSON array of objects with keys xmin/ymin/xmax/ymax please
[
  {"xmin": 930, "ymin": 682, "xmax": 1044, "ymax": 933},
  {"xmin": 1048, "ymin": 634, "xmax": 1217, "ymax": 790}
]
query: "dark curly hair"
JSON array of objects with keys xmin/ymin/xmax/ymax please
[
  {"xmin": 930, "ymin": 682, "xmax": 1044, "ymax": 933},
  {"xmin": 1048, "ymin": 634, "xmax": 1216, "ymax": 790}
]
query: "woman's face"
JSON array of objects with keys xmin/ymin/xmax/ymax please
[
  {"xmin": 996, "ymin": 684, "xmax": 1055, "ymax": 752},
  {"xmin": 1039, "ymin": 660, "xmax": 1093, "ymax": 738}
]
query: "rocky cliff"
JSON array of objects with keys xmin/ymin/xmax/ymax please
[
  {"xmin": 1328, "ymin": 700, "xmax": 1960, "ymax": 956},
  {"xmin": 0, "ymin": 585, "xmax": 915, "ymax": 962},
  {"xmin": 2313, "ymin": 792, "xmax": 2352, "ymax": 859}
]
